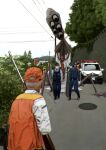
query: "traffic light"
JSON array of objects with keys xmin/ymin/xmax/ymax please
[{"xmin": 46, "ymin": 8, "xmax": 64, "ymax": 40}]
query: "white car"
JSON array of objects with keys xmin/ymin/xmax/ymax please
[{"xmin": 79, "ymin": 60, "xmax": 104, "ymax": 84}]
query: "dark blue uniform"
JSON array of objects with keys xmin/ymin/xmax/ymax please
[
  {"xmin": 69, "ymin": 66, "xmax": 80, "ymax": 100},
  {"xmin": 52, "ymin": 69, "xmax": 61, "ymax": 100}
]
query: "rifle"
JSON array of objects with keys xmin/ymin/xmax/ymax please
[{"xmin": 8, "ymin": 51, "xmax": 55, "ymax": 150}]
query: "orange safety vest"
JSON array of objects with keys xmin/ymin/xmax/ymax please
[{"xmin": 8, "ymin": 93, "xmax": 44, "ymax": 150}]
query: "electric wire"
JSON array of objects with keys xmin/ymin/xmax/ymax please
[
  {"xmin": 16, "ymin": 0, "xmax": 53, "ymax": 39},
  {"xmin": 35, "ymin": 0, "xmax": 44, "ymax": 8},
  {"xmin": 34, "ymin": 0, "xmax": 48, "ymax": 15},
  {"xmin": 35, "ymin": 0, "xmax": 46, "ymax": 13},
  {"xmin": 39, "ymin": 0, "xmax": 48, "ymax": 9},
  {"xmin": 0, "ymin": 31, "xmax": 46, "ymax": 35},
  {"xmin": 0, "ymin": 39, "xmax": 53, "ymax": 43},
  {"xmin": 31, "ymin": 0, "xmax": 45, "ymax": 17}
]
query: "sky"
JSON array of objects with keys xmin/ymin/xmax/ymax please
[{"xmin": 0, "ymin": 0, "xmax": 76, "ymax": 58}]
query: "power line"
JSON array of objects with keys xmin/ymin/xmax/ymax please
[
  {"xmin": 39, "ymin": 0, "xmax": 48, "ymax": 9},
  {"xmin": 0, "ymin": 39, "xmax": 54, "ymax": 43},
  {"xmin": 36, "ymin": 0, "xmax": 48, "ymax": 9},
  {"xmin": 36, "ymin": 0, "xmax": 47, "ymax": 12},
  {"xmin": 32, "ymin": 0, "xmax": 45, "ymax": 18},
  {"xmin": 16, "ymin": 0, "xmax": 53, "ymax": 39},
  {"xmin": 31, "ymin": 0, "xmax": 45, "ymax": 17},
  {"xmin": 0, "ymin": 31, "xmax": 46, "ymax": 35},
  {"xmin": 36, "ymin": 0, "xmax": 41, "ymax": 5}
]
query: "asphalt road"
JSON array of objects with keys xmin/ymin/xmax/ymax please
[
  {"xmin": 1, "ymin": 83, "xmax": 106, "ymax": 150},
  {"xmin": 44, "ymin": 83, "xmax": 106, "ymax": 150}
]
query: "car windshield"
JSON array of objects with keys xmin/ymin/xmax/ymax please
[{"xmin": 84, "ymin": 64, "xmax": 100, "ymax": 71}]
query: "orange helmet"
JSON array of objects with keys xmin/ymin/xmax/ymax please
[{"xmin": 24, "ymin": 67, "xmax": 43, "ymax": 83}]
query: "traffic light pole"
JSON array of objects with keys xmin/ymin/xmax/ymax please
[{"xmin": 55, "ymin": 36, "xmax": 56, "ymax": 59}]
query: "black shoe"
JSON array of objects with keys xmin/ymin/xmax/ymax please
[
  {"xmin": 57, "ymin": 95, "xmax": 60, "ymax": 99},
  {"xmin": 77, "ymin": 97, "xmax": 80, "ymax": 100},
  {"xmin": 69, "ymin": 97, "xmax": 71, "ymax": 100},
  {"xmin": 54, "ymin": 96, "xmax": 57, "ymax": 100}
]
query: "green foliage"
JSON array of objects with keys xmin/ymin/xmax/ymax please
[
  {"xmin": 65, "ymin": 0, "xmax": 104, "ymax": 46},
  {"xmin": 94, "ymin": 0, "xmax": 106, "ymax": 27},
  {"xmin": 0, "ymin": 58, "xmax": 23, "ymax": 126},
  {"xmin": 0, "ymin": 51, "xmax": 34, "ymax": 127},
  {"xmin": 17, "ymin": 50, "xmax": 34, "ymax": 76},
  {"xmin": 50, "ymin": 57, "xmax": 56, "ymax": 69}
]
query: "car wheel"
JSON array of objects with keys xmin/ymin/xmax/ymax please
[{"xmin": 99, "ymin": 79, "xmax": 103, "ymax": 84}]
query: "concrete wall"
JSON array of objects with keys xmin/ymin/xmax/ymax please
[{"xmin": 72, "ymin": 29, "xmax": 106, "ymax": 81}]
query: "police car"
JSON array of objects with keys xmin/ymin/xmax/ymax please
[{"xmin": 79, "ymin": 60, "xmax": 104, "ymax": 84}]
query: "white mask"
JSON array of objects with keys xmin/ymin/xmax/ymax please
[{"xmin": 55, "ymin": 66, "xmax": 60, "ymax": 72}]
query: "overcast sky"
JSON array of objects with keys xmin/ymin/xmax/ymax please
[{"xmin": 0, "ymin": 0, "xmax": 75, "ymax": 58}]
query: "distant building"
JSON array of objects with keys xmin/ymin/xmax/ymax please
[{"xmin": 36, "ymin": 60, "xmax": 48, "ymax": 66}]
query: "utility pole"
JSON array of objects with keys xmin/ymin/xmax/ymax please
[
  {"xmin": 49, "ymin": 50, "xmax": 50, "ymax": 64},
  {"xmin": 48, "ymin": 50, "xmax": 51, "ymax": 77},
  {"xmin": 54, "ymin": 36, "xmax": 56, "ymax": 59}
]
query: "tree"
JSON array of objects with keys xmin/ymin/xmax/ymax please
[
  {"xmin": 0, "ymin": 57, "xmax": 23, "ymax": 126},
  {"xmin": 0, "ymin": 51, "xmax": 34, "ymax": 126},
  {"xmin": 65, "ymin": 0, "xmax": 105, "ymax": 45},
  {"xmin": 94, "ymin": 0, "xmax": 106, "ymax": 27},
  {"xmin": 18, "ymin": 50, "xmax": 34, "ymax": 76}
]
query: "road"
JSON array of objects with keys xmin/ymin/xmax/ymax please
[
  {"xmin": 44, "ymin": 83, "xmax": 106, "ymax": 150},
  {"xmin": 1, "ymin": 83, "xmax": 106, "ymax": 150}
]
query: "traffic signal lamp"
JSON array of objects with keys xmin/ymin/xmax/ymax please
[
  {"xmin": 52, "ymin": 14, "xmax": 59, "ymax": 22},
  {"xmin": 46, "ymin": 8, "xmax": 64, "ymax": 40}
]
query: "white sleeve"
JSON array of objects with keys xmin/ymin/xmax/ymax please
[{"xmin": 32, "ymin": 98, "xmax": 51, "ymax": 135}]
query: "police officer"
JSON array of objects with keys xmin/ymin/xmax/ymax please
[
  {"xmin": 69, "ymin": 63, "xmax": 80, "ymax": 100},
  {"xmin": 52, "ymin": 63, "xmax": 61, "ymax": 100}
]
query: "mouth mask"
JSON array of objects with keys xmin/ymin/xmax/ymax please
[{"xmin": 55, "ymin": 66, "xmax": 59, "ymax": 72}]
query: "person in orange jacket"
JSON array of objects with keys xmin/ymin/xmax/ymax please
[{"xmin": 8, "ymin": 67, "xmax": 51, "ymax": 150}]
